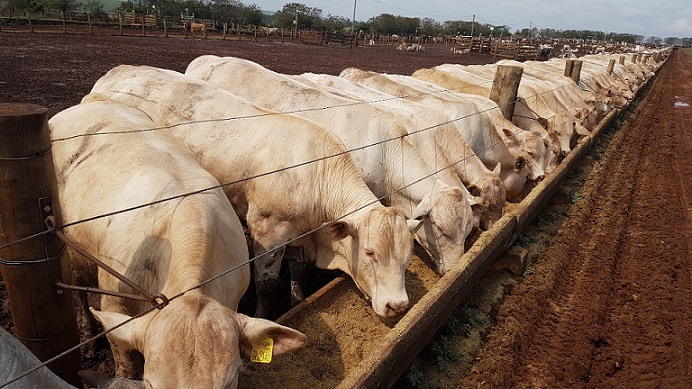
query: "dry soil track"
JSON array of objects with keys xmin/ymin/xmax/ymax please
[{"xmin": 458, "ymin": 49, "xmax": 692, "ymax": 388}]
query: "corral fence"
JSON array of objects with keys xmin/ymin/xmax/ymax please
[
  {"xmin": 0, "ymin": 8, "xmax": 652, "ymax": 57},
  {"xmin": 0, "ymin": 7, "xmax": 299, "ymax": 42}
]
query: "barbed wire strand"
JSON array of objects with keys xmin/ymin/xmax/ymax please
[
  {"xmin": 0, "ymin": 67, "xmax": 629, "ymax": 387},
  {"xmin": 2, "ymin": 71, "xmax": 615, "ymax": 257}
]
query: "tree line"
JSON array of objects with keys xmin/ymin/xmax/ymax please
[{"xmin": 2, "ymin": 0, "xmax": 689, "ymax": 46}]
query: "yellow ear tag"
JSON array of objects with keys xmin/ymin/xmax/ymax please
[{"xmin": 250, "ymin": 338, "xmax": 274, "ymax": 363}]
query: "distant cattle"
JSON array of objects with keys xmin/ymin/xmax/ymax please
[{"xmin": 187, "ymin": 21, "xmax": 207, "ymax": 38}]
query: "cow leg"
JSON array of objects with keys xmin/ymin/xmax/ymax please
[
  {"xmin": 285, "ymin": 246, "xmax": 306, "ymax": 306},
  {"xmin": 252, "ymin": 242, "xmax": 285, "ymax": 319}
]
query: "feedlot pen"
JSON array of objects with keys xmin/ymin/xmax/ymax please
[{"xmin": 0, "ymin": 32, "xmax": 690, "ymax": 388}]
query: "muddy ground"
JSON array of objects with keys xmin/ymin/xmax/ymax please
[{"xmin": 1, "ymin": 30, "xmax": 690, "ymax": 388}]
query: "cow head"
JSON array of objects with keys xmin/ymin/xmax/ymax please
[
  {"xmin": 407, "ymin": 187, "xmax": 485, "ymax": 275},
  {"xmin": 469, "ymin": 162, "xmax": 506, "ymax": 229},
  {"xmin": 502, "ymin": 128, "xmax": 546, "ymax": 183},
  {"xmin": 89, "ymin": 295, "xmax": 306, "ymax": 389},
  {"xmin": 322, "ymin": 206, "xmax": 413, "ymax": 317},
  {"xmin": 501, "ymin": 155, "xmax": 530, "ymax": 203}
]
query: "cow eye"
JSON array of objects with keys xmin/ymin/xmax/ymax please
[
  {"xmin": 364, "ymin": 249, "xmax": 376, "ymax": 258},
  {"xmin": 515, "ymin": 159, "xmax": 524, "ymax": 169}
]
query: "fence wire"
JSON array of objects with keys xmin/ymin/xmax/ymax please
[{"xmin": 0, "ymin": 64, "xmax": 637, "ymax": 387}]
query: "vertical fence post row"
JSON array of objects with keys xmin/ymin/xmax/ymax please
[
  {"xmin": 489, "ymin": 65, "xmax": 523, "ymax": 121},
  {"xmin": 607, "ymin": 58, "xmax": 616, "ymax": 75},
  {"xmin": 564, "ymin": 59, "xmax": 574, "ymax": 77},
  {"xmin": 0, "ymin": 103, "xmax": 81, "ymax": 386},
  {"xmin": 570, "ymin": 60, "xmax": 583, "ymax": 83},
  {"xmin": 25, "ymin": 10, "xmax": 33, "ymax": 33}
]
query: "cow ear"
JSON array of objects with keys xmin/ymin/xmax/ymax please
[
  {"xmin": 502, "ymin": 129, "xmax": 521, "ymax": 147},
  {"xmin": 90, "ymin": 308, "xmax": 148, "ymax": 353},
  {"xmin": 322, "ymin": 219, "xmax": 355, "ymax": 240},
  {"xmin": 469, "ymin": 196, "xmax": 487, "ymax": 216},
  {"xmin": 492, "ymin": 162, "xmax": 502, "ymax": 176},
  {"xmin": 407, "ymin": 219, "xmax": 424, "ymax": 232},
  {"xmin": 411, "ymin": 196, "xmax": 433, "ymax": 220},
  {"xmin": 236, "ymin": 313, "xmax": 307, "ymax": 357}
]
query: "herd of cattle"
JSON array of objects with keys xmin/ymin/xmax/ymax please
[{"xmin": 2, "ymin": 48, "xmax": 669, "ymax": 388}]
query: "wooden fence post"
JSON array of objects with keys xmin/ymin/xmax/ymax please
[
  {"xmin": 619, "ymin": 55, "xmax": 625, "ymax": 65},
  {"xmin": 489, "ymin": 65, "xmax": 523, "ymax": 121},
  {"xmin": 607, "ymin": 58, "xmax": 615, "ymax": 75},
  {"xmin": 223, "ymin": 22, "xmax": 227, "ymax": 40},
  {"xmin": 141, "ymin": 14, "xmax": 145, "ymax": 37},
  {"xmin": 61, "ymin": 11, "xmax": 66, "ymax": 33},
  {"xmin": 563, "ymin": 59, "xmax": 574, "ymax": 77},
  {"xmin": 570, "ymin": 60, "xmax": 583, "ymax": 83},
  {"xmin": 25, "ymin": 10, "xmax": 33, "ymax": 33},
  {"xmin": 87, "ymin": 12, "xmax": 93, "ymax": 34},
  {"xmin": 0, "ymin": 103, "xmax": 81, "ymax": 386},
  {"xmin": 163, "ymin": 18, "xmax": 167, "ymax": 37},
  {"xmin": 118, "ymin": 13, "xmax": 122, "ymax": 36}
]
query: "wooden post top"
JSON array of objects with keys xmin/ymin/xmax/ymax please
[{"xmin": 0, "ymin": 103, "xmax": 48, "ymax": 117}]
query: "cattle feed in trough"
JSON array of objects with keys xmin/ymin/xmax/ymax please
[
  {"xmin": 88, "ymin": 65, "xmax": 415, "ymax": 319},
  {"xmin": 184, "ymin": 54, "xmax": 488, "ymax": 274},
  {"xmin": 49, "ymin": 98, "xmax": 306, "ymax": 389}
]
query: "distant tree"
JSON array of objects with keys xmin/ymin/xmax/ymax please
[
  {"xmin": 83, "ymin": 0, "xmax": 104, "ymax": 14},
  {"xmin": 442, "ymin": 20, "xmax": 474, "ymax": 36},
  {"xmin": 419, "ymin": 17, "xmax": 441, "ymax": 36},
  {"xmin": 319, "ymin": 14, "xmax": 350, "ymax": 32},
  {"xmin": 48, "ymin": 0, "xmax": 78, "ymax": 13},
  {"xmin": 274, "ymin": 3, "xmax": 322, "ymax": 29},
  {"xmin": 7, "ymin": 0, "xmax": 47, "ymax": 12},
  {"xmin": 367, "ymin": 13, "xmax": 420, "ymax": 35},
  {"xmin": 209, "ymin": 0, "xmax": 262, "ymax": 26}
]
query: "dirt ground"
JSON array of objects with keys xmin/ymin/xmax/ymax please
[
  {"xmin": 1, "ymin": 31, "xmax": 690, "ymax": 388},
  {"xmin": 0, "ymin": 31, "xmax": 495, "ymax": 119},
  {"xmin": 450, "ymin": 49, "xmax": 692, "ymax": 388}
]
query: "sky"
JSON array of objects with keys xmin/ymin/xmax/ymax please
[{"xmin": 253, "ymin": 0, "xmax": 692, "ymax": 39}]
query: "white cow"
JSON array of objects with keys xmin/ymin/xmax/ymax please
[
  {"xmin": 412, "ymin": 65, "xmax": 578, "ymax": 159},
  {"xmin": 184, "ymin": 55, "xmax": 485, "ymax": 274},
  {"xmin": 293, "ymin": 72, "xmax": 507, "ymax": 228},
  {"xmin": 339, "ymin": 68, "xmax": 540, "ymax": 202},
  {"xmin": 439, "ymin": 64, "xmax": 591, "ymax": 154},
  {"xmin": 88, "ymin": 65, "xmax": 415, "ymax": 318},
  {"xmin": 366, "ymin": 72, "xmax": 556, "ymax": 175},
  {"xmin": 0, "ymin": 327, "xmax": 76, "ymax": 389},
  {"xmin": 50, "ymin": 98, "xmax": 307, "ymax": 389}
]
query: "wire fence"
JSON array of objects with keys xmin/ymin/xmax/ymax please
[{"xmin": 0, "ymin": 64, "xmax": 633, "ymax": 387}]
